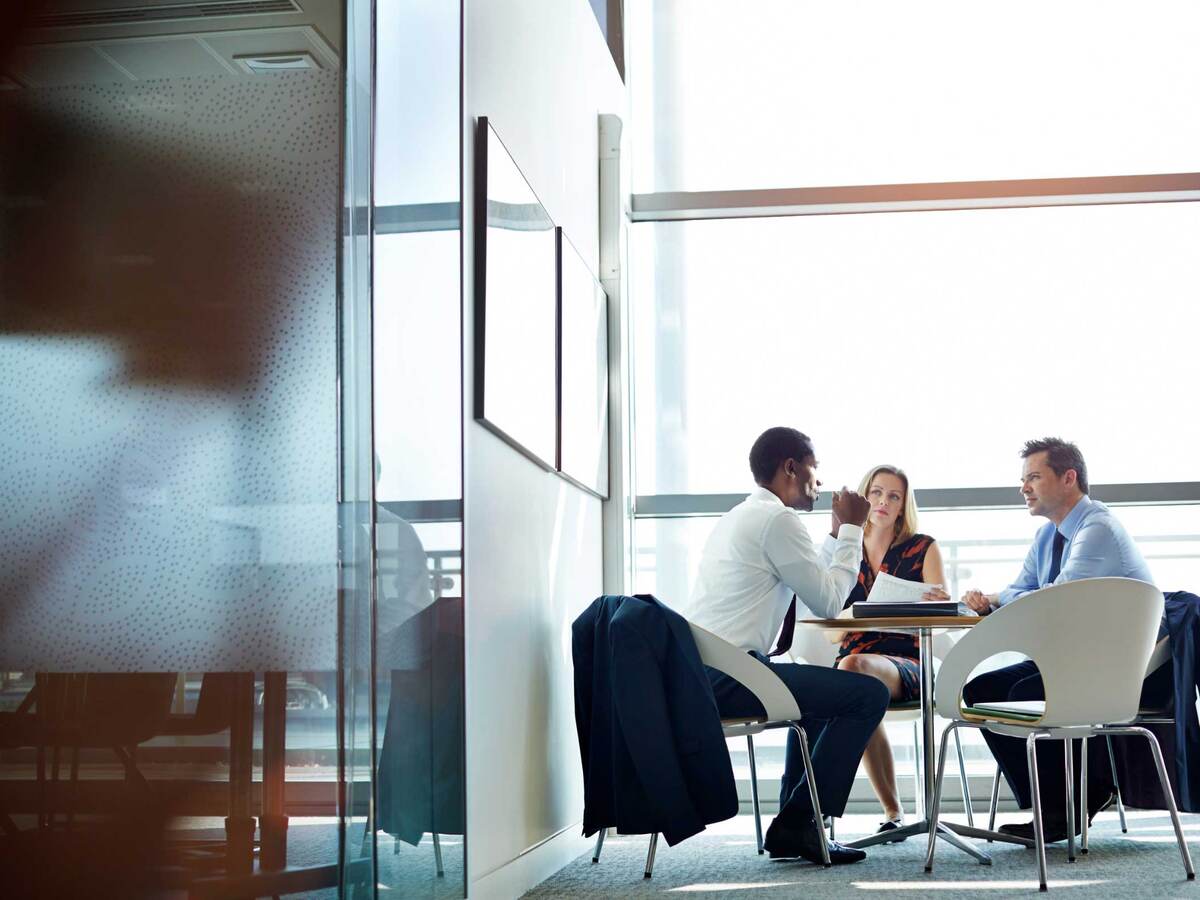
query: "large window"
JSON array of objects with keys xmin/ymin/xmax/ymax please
[
  {"xmin": 628, "ymin": 0, "xmax": 1200, "ymax": 192},
  {"xmin": 635, "ymin": 507, "xmax": 1200, "ymax": 614},
  {"xmin": 626, "ymin": 2, "xmax": 1200, "ymax": 794},
  {"xmin": 632, "ymin": 202, "xmax": 1200, "ymax": 497}
]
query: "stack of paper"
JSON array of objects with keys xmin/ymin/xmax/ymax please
[{"xmin": 851, "ymin": 572, "xmax": 960, "ymax": 618}]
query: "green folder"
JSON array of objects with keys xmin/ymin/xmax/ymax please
[{"xmin": 961, "ymin": 705, "xmax": 1043, "ymax": 722}]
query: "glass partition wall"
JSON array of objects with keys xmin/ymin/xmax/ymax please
[
  {"xmin": 627, "ymin": 0, "xmax": 1200, "ymax": 808},
  {"xmin": 370, "ymin": 0, "xmax": 465, "ymax": 894},
  {"xmin": 0, "ymin": 0, "xmax": 463, "ymax": 897}
]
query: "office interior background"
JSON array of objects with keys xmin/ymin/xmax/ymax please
[{"xmin": 0, "ymin": 0, "xmax": 1198, "ymax": 897}]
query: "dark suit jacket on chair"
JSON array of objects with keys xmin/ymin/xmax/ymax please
[
  {"xmin": 572, "ymin": 594, "xmax": 738, "ymax": 847},
  {"xmin": 1113, "ymin": 590, "xmax": 1200, "ymax": 812}
]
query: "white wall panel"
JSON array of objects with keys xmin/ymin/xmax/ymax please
[{"xmin": 463, "ymin": 0, "xmax": 625, "ymax": 892}]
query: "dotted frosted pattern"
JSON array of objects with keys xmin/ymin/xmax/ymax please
[{"xmin": 0, "ymin": 73, "xmax": 340, "ymax": 670}]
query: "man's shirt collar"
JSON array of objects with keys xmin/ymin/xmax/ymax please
[
  {"xmin": 751, "ymin": 485, "xmax": 785, "ymax": 507},
  {"xmin": 1058, "ymin": 494, "xmax": 1093, "ymax": 541}
]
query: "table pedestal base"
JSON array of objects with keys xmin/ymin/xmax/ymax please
[{"xmin": 847, "ymin": 817, "xmax": 1034, "ymax": 863}]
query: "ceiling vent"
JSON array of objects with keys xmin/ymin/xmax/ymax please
[{"xmin": 31, "ymin": 1, "xmax": 301, "ymax": 30}]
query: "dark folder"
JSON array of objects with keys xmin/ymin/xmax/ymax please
[{"xmin": 851, "ymin": 601, "xmax": 962, "ymax": 618}]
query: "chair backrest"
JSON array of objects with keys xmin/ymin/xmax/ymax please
[
  {"xmin": 935, "ymin": 577, "xmax": 1163, "ymax": 727},
  {"xmin": 1147, "ymin": 635, "xmax": 1171, "ymax": 676},
  {"xmin": 688, "ymin": 621, "xmax": 801, "ymax": 722}
]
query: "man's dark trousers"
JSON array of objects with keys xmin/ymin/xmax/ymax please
[
  {"xmin": 964, "ymin": 661, "xmax": 1115, "ymax": 818},
  {"xmin": 707, "ymin": 656, "xmax": 890, "ymax": 828}
]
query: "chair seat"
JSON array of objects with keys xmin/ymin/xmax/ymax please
[
  {"xmin": 1137, "ymin": 707, "xmax": 1172, "ymax": 719},
  {"xmin": 883, "ymin": 699, "xmax": 922, "ymax": 721},
  {"xmin": 720, "ymin": 716, "xmax": 766, "ymax": 727}
]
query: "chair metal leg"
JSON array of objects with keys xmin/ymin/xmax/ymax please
[
  {"xmin": 66, "ymin": 744, "xmax": 80, "ymax": 831},
  {"xmin": 828, "ymin": 816, "xmax": 835, "ymax": 841},
  {"xmin": 592, "ymin": 829, "xmax": 605, "ymax": 863},
  {"xmin": 987, "ymin": 766, "xmax": 1001, "ymax": 841},
  {"xmin": 36, "ymin": 744, "xmax": 46, "ymax": 830},
  {"xmin": 792, "ymin": 723, "xmax": 830, "ymax": 868},
  {"xmin": 924, "ymin": 721, "xmax": 956, "ymax": 872},
  {"xmin": 913, "ymin": 720, "xmax": 924, "ymax": 821},
  {"xmin": 1027, "ymin": 735, "xmax": 1048, "ymax": 892},
  {"xmin": 49, "ymin": 740, "xmax": 61, "ymax": 828},
  {"xmin": 1105, "ymin": 735, "xmax": 1128, "ymax": 833},
  {"xmin": 433, "ymin": 832, "xmax": 444, "ymax": 878},
  {"xmin": 1064, "ymin": 738, "xmax": 1076, "ymax": 863},
  {"xmin": 746, "ymin": 734, "xmax": 764, "ymax": 855},
  {"xmin": 954, "ymin": 727, "xmax": 974, "ymax": 826},
  {"xmin": 644, "ymin": 833, "xmax": 658, "ymax": 879},
  {"xmin": 1080, "ymin": 737, "xmax": 1089, "ymax": 855},
  {"xmin": 1137, "ymin": 727, "xmax": 1195, "ymax": 880}
]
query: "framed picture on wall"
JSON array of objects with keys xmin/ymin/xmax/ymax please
[
  {"xmin": 473, "ymin": 116, "xmax": 558, "ymax": 470},
  {"xmin": 557, "ymin": 229, "xmax": 610, "ymax": 499}
]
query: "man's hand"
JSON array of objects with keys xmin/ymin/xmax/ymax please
[
  {"xmin": 922, "ymin": 585, "xmax": 951, "ymax": 602},
  {"xmin": 830, "ymin": 505, "xmax": 842, "ymax": 538},
  {"xmin": 961, "ymin": 589, "xmax": 993, "ymax": 615},
  {"xmin": 831, "ymin": 487, "xmax": 870, "ymax": 529}
]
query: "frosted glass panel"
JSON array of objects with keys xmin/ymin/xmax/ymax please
[
  {"xmin": 632, "ymin": 202, "xmax": 1200, "ymax": 496},
  {"xmin": 0, "ymin": 72, "xmax": 340, "ymax": 672},
  {"xmin": 629, "ymin": 0, "xmax": 1200, "ymax": 192}
]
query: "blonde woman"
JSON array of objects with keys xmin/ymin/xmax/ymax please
[{"xmin": 827, "ymin": 465, "xmax": 949, "ymax": 840}]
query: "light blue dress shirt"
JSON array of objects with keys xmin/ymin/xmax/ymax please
[{"xmin": 996, "ymin": 495, "xmax": 1155, "ymax": 607}]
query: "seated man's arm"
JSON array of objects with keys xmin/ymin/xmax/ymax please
[
  {"xmin": 995, "ymin": 541, "xmax": 1041, "ymax": 608},
  {"xmin": 818, "ymin": 533, "xmax": 836, "ymax": 568},
  {"xmin": 1054, "ymin": 521, "xmax": 1119, "ymax": 583},
  {"xmin": 764, "ymin": 513, "xmax": 862, "ymax": 620}
]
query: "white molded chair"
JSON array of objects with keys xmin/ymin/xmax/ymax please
[
  {"xmin": 923, "ymin": 577, "xmax": 1193, "ymax": 891},
  {"xmin": 592, "ymin": 621, "xmax": 830, "ymax": 876},
  {"xmin": 982, "ymin": 634, "xmax": 1174, "ymax": 839}
]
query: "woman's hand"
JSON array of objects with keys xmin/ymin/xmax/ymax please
[{"xmin": 922, "ymin": 585, "xmax": 950, "ymax": 602}]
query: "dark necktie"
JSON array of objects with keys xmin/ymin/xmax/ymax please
[
  {"xmin": 1048, "ymin": 530, "xmax": 1066, "ymax": 583},
  {"xmin": 769, "ymin": 595, "xmax": 797, "ymax": 657}
]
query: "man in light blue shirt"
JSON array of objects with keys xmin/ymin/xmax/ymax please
[
  {"xmin": 962, "ymin": 437, "xmax": 1154, "ymax": 844},
  {"xmin": 980, "ymin": 483, "xmax": 1152, "ymax": 610}
]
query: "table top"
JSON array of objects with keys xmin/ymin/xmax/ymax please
[{"xmin": 800, "ymin": 615, "xmax": 982, "ymax": 631}]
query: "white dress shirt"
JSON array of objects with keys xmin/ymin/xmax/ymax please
[{"xmin": 686, "ymin": 486, "xmax": 864, "ymax": 654}]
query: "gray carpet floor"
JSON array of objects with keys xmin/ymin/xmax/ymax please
[{"xmin": 524, "ymin": 809, "xmax": 1200, "ymax": 898}]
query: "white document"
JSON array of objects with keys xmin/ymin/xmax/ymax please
[{"xmin": 864, "ymin": 571, "xmax": 934, "ymax": 604}]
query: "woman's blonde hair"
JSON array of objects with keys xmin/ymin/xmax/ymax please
[{"xmin": 857, "ymin": 464, "xmax": 920, "ymax": 544}]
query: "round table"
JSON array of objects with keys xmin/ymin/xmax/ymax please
[{"xmin": 799, "ymin": 615, "xmax": 1030, "ymax": 863}]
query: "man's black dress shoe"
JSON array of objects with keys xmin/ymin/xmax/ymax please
[
  {"xmin": 999, "ymin": 818, "xmax": 1071, "ymax": 844},
  {"xmin": 764, "ymin": 821, "xmax": 867, "ymax": 865},
  {"xmin": 998, "ymin": 792, "xmax": 1117, "ymax": 844}
]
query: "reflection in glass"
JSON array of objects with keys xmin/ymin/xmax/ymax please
[
  {"xmin": 558, "ymin": 230, "xmax": 610, "ymax": 497},
  {"xmin": 475, "ymin": 118, "xmax": 557, "ymax": 469},
  {"xmin": 371, "ymin": 0, "xmax": 464, "ymax": 895}
]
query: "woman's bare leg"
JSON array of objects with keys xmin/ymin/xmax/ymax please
[{"xmin": 836, "ymin": 654, "xmax": 905, "ymax": 818}]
